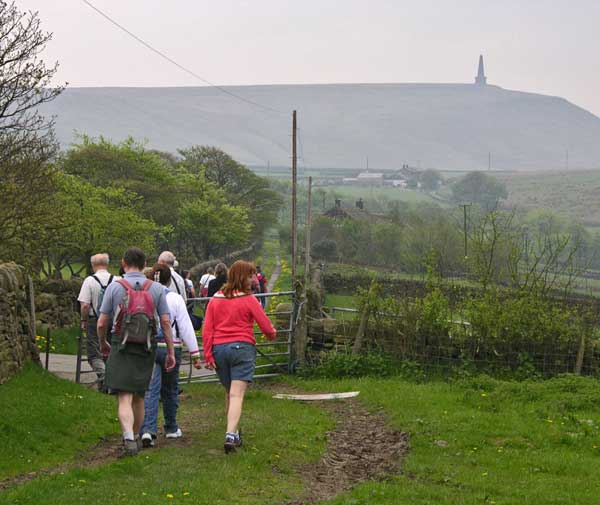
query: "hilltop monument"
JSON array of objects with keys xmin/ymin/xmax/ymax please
[{"xmin": 475, "ymin": 54, "xmax": 487, "ymax": 86}]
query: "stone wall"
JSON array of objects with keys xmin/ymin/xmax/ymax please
[
  {"xmin": 36, "ymin": 278, "xmax": 82, "ymax": 328},
  {"xmin": 322, "ymin": 269, "xmax": 475, "ymax": 307},
  {"xmin": 0, "ymin": 263, "xmax": 40, "ymax": 384},
  {"xmin": 189, "ymin": 242, "xmax": 259, "ymax": 282}
]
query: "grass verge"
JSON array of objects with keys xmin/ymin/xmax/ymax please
[
  {"xmin": 0, "ymin": 364, "xmax": 116, "ymax": 480},
  {"xmin": 0, "ymin": 368, "xmax": 330, "ymax": 505},
  {"xmin": 291, "ymin": 374, "xmax": 600, "ymax": 504}
]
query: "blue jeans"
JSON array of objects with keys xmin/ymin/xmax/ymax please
[{"xmin": 141, "ymin": 347, "xmax": 182, "ymax": 436}]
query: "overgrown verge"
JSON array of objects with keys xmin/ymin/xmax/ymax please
[{"xmin": 310, "ymin": 281, "xmax": 600, "ymax": 379}]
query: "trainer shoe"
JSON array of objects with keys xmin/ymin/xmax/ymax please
[
  {"xmin": 122, "ymin": 438, "xmax": 139, "ymax": 457},
  {"xmin": 141, "ymin": 432, "xmax": 155, "ymax": 448},
  {"xmin": 224, "ymin": 432, "xmax": 242, "ymax": 454},
  {"xmin": 165, "ymin": 428, "xmax": 183, "ymax": 439}
]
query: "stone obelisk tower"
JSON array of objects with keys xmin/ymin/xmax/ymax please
[{"xmin": 475, "ymin": 54, "xmax": 487, "ymax": 86}]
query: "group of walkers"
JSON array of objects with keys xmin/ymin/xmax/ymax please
[{"xmin": 77, "ymin": 247, "xmax": 276, "ymax": 456}]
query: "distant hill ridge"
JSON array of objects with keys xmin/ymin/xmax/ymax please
[{"xmin": 40, "ymin": 83, "xmax": 600, "ymax": 171}]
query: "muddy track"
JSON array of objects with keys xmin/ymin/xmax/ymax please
[
  {"xmin": 2, "ymin": 385, "xmax": 409, "ymax": 503},
  {"xmin": 286, "ymin": 398, "xmax": 409, "ymax": 504}
]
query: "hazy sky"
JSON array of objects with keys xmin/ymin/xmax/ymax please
[{"xmin": 20, "ymin": 0, "xmax": 600, "ymax": 116}]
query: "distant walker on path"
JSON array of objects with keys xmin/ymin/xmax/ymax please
[{"xmin": 77, "ymin": 253, "xmax": 118, "ymax": 390}]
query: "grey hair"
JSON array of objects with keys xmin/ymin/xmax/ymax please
[
  {"xmin": 158, "ymin": 251, "xmax": 176, "ymax": 266},
  {"xmin": 90, "ymin": 253, "xmax": 109, "ymax": 266},
  {"xmin": 215, "ymin": 262, "xmax": 228, "ymax": 277}
]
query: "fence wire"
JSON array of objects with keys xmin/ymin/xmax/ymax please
[{"xmin": 307, "ymin": 305, "xmax": 600, "ymax": 378}]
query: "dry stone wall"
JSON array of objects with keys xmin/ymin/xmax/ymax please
[
  {"xmin": 36, "ymin": 278, "xmax": 82, "ymax": 328},
  {"xmin": 0, "ymin": 263, "xmax": 40, "ymax": 384}
]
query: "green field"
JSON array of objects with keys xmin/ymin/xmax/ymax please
[
  {"xmin": 498, "ymin": 169, "xmax": 600, "ymax": 226},
  {"xmin": 328, "ymin": 185, "xmax": 439, "ymax": 209},
  {"xmin": 324, "ymin": 293, "xmax": 357, "ymax": 309},
  {"xmin": 3, "ymin": 365, "xmax": 600, "ymax": 504}
]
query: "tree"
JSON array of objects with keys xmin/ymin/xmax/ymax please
[
  {"xmin": 420, "ymin": 169, "xmax": 443, "ymax": 192},
  {"xmin": 451, "ymin": 171, "xmax": 508, "ymax": 210},
  {"xmin": 59, "ymin": 136, "xmax": 185, "ymax": 228},
  {"xmin": 43, "ymin": 174, "xmax": 158, "ymax": 278},
  {"xmin": 0, "ymin": 1, "xmax": 64, "ymax": 163},
  {"xmin": 178, "ymin": 146, "xmax": 282, "ymax": 237},
  {"xmin": 0, "ymin": 2, "xmax": 64, "ymax": 270},
  {"xmin": 175, "ymin": 189, "xmax": 251, "ymax": 260},
  {"xmin": 0, "ymin": 154, "xmax": 63, "ymax": 271},
  {"xmin": 312, "ymin": 239, "xmax": 338, "ymax": 260}
]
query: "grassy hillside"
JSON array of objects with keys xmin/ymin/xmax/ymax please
[
  {"xmin": 41, "ymin": 83, "xmax": 600, "ymax": 171},
  {"xmin": 499, "ymin": 170, "xmax": 600, "ymax": 227}
]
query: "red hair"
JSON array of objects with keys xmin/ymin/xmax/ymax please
[{"xmin": 221, "ymin": 260, "xmax": 256, "ymax": 298}]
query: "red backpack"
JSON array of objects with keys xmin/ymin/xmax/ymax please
[{"xmin": 114, "ymin": 279, "xmax": 156, "ymax": 350}]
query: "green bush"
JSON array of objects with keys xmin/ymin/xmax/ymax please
[
  {"xmin": 303, "ymin": 351, "xmax": 396, "ymax": 378},
  {"xmin": 323, "ymin": 286, "xmax": 597, "ymax": 380}
]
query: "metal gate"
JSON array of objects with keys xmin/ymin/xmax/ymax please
[
  {"xmin": 182, "ymin": 291, "xmax": 297, "ymax": 384},
  {"xmin": 75, "ymin": 290, "xmax": 298, "ymax": 385}
]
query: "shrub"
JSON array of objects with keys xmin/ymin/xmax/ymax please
[
  {"xmin": 303, "ymin": 351, "xmax": 395, "ymax": 378},
  {"xmin": 312, "ymin": 239, "xmax": 338, "ymax": 260}
]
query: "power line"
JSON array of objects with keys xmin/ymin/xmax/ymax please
[{"xmin": 82, "ymin": 0, "xmax": 287, "ymax": 115}]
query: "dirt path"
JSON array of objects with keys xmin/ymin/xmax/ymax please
[
  {"xmin": 2, "ymin": 379, "xmax": 409, "ymax": 502},
  {"xmin": 253, "ymin": 382, "xmax": 409, "ymax": 504},
  {"xmin": 267, "ymin": 254, "xmax": 281, "ymax": 292},
  {"xmin": 265, "ymin": 255, "xmax": 281, "ymax": 310},
  {"xmin": 286, "ymin": 398, "xmax": 409, "ymax": 504}
]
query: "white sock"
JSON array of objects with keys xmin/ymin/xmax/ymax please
[{"xmin": 123, "ymin": 431, "xmax": 134, "ymax": 441}]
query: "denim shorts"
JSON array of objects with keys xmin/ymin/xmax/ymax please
[{"xmin": 212, "ymin": 341, "xmax": 256, "ymax": 390}]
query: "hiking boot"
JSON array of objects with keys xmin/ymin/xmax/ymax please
[
  {"xmin": 141, "ymin": 432, "xmax": 155, "ymax": 448},
  {"xmin": 165, "ymin": 428, "xmax": 182, "ymax": 439},
  {"xmin": 122, "ymin": 438, "xmax": 139, "ymax": 457},
  {"xmin": 224, "ymin": 432, "xmax": 242, "ymax": 454}
]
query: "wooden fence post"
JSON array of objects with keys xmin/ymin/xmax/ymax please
[
  {"xmin": 574, "ymin": 334, "xmax": 587, "ymax": 375},
  {"xmin": 352, "ymin": 280, "xmax": 379, "ymax": 355},
  {"xmin": 293, "ymin": 280, "xmax": 308, "ymax": 367},
  {"xmin": 27, "ymin": 276, "xmax": 41, "ymax": 364}
]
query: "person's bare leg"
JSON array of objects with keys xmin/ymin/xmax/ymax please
[
  {"xmin": 226, "ymin": 380, "xmax": 248, "ymax": 434},
  {"xmin": 132, "ymin": 394, "xmax": 145, "ymax": 435},
  {"xmin": 117, "ymin": 392, "xmax": 134, "ymax": 435},
  {"xmin": 224, "ymin": 389, "xmax": 230, "ymax": 418}
]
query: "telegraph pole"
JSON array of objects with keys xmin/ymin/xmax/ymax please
[
  {"xmin": 460, "ymin": 203, "xmax": 471, "ymax": 258},
  {"xmin": 305, "ymin": 176, "xmax": 312, "ymax": 288},
  {"xmin": 488, "ymin": 151, "xmax": 491, "ymax": 171},
  {"xmin": 291, "ymin": 110, "xmax": 298, "ymax": 280}
]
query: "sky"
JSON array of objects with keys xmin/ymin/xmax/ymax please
[{"xmin": 19, "ymin": 0, "xmax": 600, "ymax": 117}]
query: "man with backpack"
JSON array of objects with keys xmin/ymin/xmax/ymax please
[
  {"xmin": 158, "ymin": 251, "xmax": 187, "ymax": 302},
  {"xmin": 97, "ymin": 247, "xmax": 176, "ymax": 457},
  {"xmin": 77, "ymin": 253, "xmax": 118, "ymax": 390}
]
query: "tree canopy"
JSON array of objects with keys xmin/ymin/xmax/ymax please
[
  {"xmin": 0, "ymin": 2, "xmax": 64, "ymax": 271},
  {"xmin": 451, "ymin": 171, "xmax": 508, "ymax": 210}
]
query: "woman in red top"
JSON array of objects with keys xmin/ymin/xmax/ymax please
[{"xmin": 202, "ymin": 260, "xmax": 276, "ymax": 453}]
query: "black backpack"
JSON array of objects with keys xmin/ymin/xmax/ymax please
[{"xmin": 91, "ymin": 274, "xmax": 114, "ymax": 318}]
